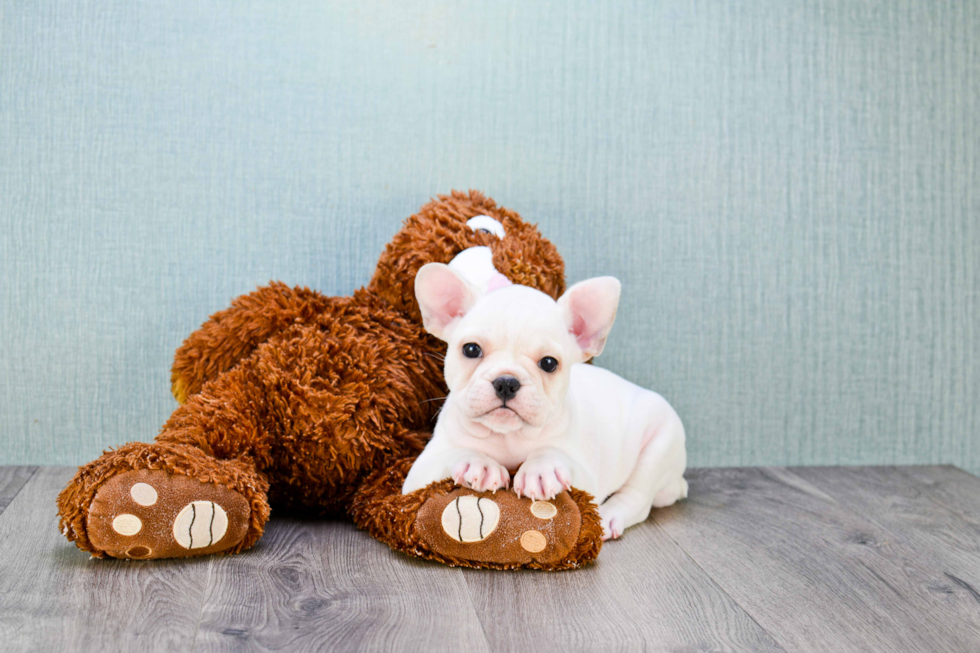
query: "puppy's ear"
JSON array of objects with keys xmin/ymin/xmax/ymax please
[
  {"xmin": 558, "ymin": 277, "xmax": 621, "ymax": 360},
  {"xmin": 414, "ymin": 263, "xmax": 480, "ymax": 341}
]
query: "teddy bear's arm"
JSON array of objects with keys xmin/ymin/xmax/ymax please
[{"xmin": 170, "ymin": 282, "xmax": 338, "ymax": 403}]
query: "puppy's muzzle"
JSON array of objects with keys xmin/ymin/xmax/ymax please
[{"xmin": 492, "ymin": 376, "xmax": 521, "ymax": 401}]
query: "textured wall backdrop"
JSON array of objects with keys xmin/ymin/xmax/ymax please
[{"xmin": 2, "ymin": 0, "xmax": 978, "ymax": 472}]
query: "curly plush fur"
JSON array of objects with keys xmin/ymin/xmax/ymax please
[{"xmin": 57, "ymin": 190, "xmax": 601, "ymax": 569}]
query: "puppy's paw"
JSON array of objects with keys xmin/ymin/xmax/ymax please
[
  {"xmin": 600, "ymin": 515, "xmax": 623, "ymax": 541},
  {"xmin": 451, "ymin": 453, "xmax": 510, "ymax": 493},
  {"xmin": 513, "ymin": 459, "xmax": 572, "ymax": 501},
  {"xmin": 598, "ymin": 504, "xmax": 626, "ymax": 541}
]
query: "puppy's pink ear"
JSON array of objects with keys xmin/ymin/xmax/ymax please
[
  {"xmin": 414, "ymin": 263, "xmax": 480, "ymax": 341},
  {"xmin": 558, "ymin": 277, "xmax": 621, "ymax": 359}
]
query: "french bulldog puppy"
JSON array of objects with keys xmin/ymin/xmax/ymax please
[{"xmin": 402, "ymin": 263, "xmax": 688, "ymax": 540}]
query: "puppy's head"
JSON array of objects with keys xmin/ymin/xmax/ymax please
[{"xmin": 415, "ymin": 263, "xmax": 621, "ymax": 435}]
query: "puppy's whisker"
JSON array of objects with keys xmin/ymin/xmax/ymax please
[
  {"xmin": 423, "ymin": 352, "xmax": 446, "ymax": 362},
  {"xmin": 420, "ymin": 396, "xmax": 448, "ymax": 404},
  {"xmin": 430, "ymin": 400, "xmax": 449, "ymax": 422}
]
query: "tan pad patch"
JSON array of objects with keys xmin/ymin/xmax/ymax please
[
  {"xmin": 129, "ymin": 483, "xmax": 158, "ymax": 506},
  {"xmin": 87, "ymin": 469, "xmax": 250, "ymax": 559},
  {"xmin": 520, "ymin": 530, "xmax": 547, "ymax": 553},
  {"xmin": 112, "ymin": 514, "xmax": 142, "ymax": 536},
  {"xmin": 173, "ymin": 501, "xmax": 230, "ymax": 549},
  {"xmin": 441, "ymin": 496, "xmax": 500, "ymax": 542},
  {"xmin": 529, "ymin": 500, "xmax": 558, "ymax": 520}
]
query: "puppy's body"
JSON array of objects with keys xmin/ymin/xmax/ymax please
[{"xmin": 403, "ymin": 272, "xmax": 687, "ymax": 540}]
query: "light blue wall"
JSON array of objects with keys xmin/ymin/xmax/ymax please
[{"xmin": 2, "ymin": 0, "xmax": 978, "ymax": 472}]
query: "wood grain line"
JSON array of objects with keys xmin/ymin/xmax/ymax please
[
  {"xmin": 653, "ymin": 467, "xmax": 980, "ymax": 653},
  {"xmin": 464, "ymin": 515, "xmax": 787, "ymax": 653},
  {"xmin": 0, "ymin": 467, "xmax": 214, "ymax": 652},
  {"xmin": 895, "ymin": 465, "xmax": 980, "ymax": 523},
  {"xmin": 791, "ymin": 465, "xmax": 980, "ymax": 624},
  {"xmin": 192, "ymin": 516, "xmax": 491, "ymax": 653},
  {"xmin": 0, "ymin": 466, "xmax": 38, "ymax": 516}
]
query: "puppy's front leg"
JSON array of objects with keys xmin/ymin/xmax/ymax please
[
  {"xmin": 513, "ymin": 448, "xmax": 597, "ymax": 501},
  {"xmin": 402, "ymin": 441, "xmax": 510, "ymax": 495}
]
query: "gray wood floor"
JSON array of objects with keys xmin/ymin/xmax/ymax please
[{"xmin": 1, "ymin": 466, "xmax": 978, "ymax": 652}]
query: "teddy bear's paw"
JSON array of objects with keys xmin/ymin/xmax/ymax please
[
  {"xmin": 86, "ymin": 469, "xmax": 251, "ymax": 559},
  {"xmin": 415, "ymin": 487, "xmax": 584, "ymax": 568}
]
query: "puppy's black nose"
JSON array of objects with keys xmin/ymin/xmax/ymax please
[{"xmin": 492, "ymin": 376, "xmax": 521, "ymax": 401}]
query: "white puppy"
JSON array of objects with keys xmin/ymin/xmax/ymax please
[{"xmin": 402, "ymin": 263, "xmax": 688, "ymax": 540}]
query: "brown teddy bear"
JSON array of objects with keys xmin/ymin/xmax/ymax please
[{"xmin": 57, "ymin": 190, "xmax": 603, "ymax": 570}]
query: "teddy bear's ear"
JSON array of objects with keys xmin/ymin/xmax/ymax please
[
  {"xmin": 414, "ymin": 263, "xmax": 480, "ymax": 341},
  {"xmin": 558, "ymin": 277, "xmax": 621, "ymax": 360}
]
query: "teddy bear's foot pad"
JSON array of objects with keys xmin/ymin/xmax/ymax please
[
  {"xmin": 416, "ymin": 488, "xmax": 582, "ymax": 566},
  {"xmin": 87, "ymin": 469, "xmax": 251, "ymax": 559}
]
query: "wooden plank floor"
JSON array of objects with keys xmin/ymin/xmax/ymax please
[{"xmin": 1, "ymin": 466, "xmax": 978, "ymax": 652}]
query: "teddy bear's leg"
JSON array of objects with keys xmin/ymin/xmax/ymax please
[
  {"xmin": 59, "ymin": 316, "xmax": 428, "ymax": 559},
  {"xmin": 171, "ymin": 283, "xmax": 342, "ymax": 403},
  {"xmin": 350, "ymin": 453, "xmax": 604, "ymax": 571},
  {"xmin": 57, "ymin": 440, "xmax": 271, "ymax": 559},
  {"xmin": 57, "ymin": 357, "xmax": 286, "ymax": 559}
]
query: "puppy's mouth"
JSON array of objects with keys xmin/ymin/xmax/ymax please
[
  {"xmin": 481, "ymin": 403, "xmax": 518, "ymax": 416},
  {"xmin": 477, "ymin": 403, "xmax": 526, "ymax": 423}
]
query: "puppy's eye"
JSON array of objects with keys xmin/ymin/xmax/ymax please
[
  {"xmin": 539, "ymin": 356, "xmax": 559, "ymax": 373},
  {"xmin": 462, "ymin": 343, "xmax": 483, "ymax": 359}
]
